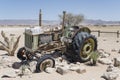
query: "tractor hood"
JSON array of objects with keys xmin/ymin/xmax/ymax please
[{"xmin": 25, "ymin": 26, "xmax": 44, "ymax": 35}]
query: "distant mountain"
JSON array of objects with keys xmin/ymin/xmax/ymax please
[
  {"xmin": 81, "ymin": 19, "xmax": 120, "ymax": 25},
  {"xmin": 0, "ymin": 20, "xmax": 59, "ymax": 26},
  {"xmin": 0, "ymin": 19, "xmax": 120, "ymax": 26}
]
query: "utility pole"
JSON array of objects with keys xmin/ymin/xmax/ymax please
[
  {"xmin": 39, "ymin": 9, "xmax": 42, "ymax": 26},
  {"xmin": 62, "ymin": 11, "xmax": 66, "ymax": 35}
]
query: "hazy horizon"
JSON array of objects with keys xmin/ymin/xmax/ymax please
[{"xmin": 0, "ymin": 18, "xmax": 119, "ymax": 22}]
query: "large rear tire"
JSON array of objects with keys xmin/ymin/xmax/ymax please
[{"xmin": 72, "ymin": 32, "xmax": 97, "ymax": 62}]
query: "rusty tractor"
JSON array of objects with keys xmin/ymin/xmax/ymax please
[{"xmin": 17, "ymin": 11, "xmax": 97, "ymax": 72}]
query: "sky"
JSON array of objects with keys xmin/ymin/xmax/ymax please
[{"xmin": 0, "ymin": 0, "xmax": 120, "ymax": 21}]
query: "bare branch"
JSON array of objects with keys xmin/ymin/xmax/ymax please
[
  {"xmin": 11, "ymin": 35, "xmax": 21, "ymax": 55},
  {"xmin": 1, "ymin": 31, "xmax": 9, "ymax": 46},
  {"xmin": 0, "ymin": 45, "xmax": 5, "ymax": 50},
  {"xmin": 59, "ymin": 12, "xmax": 84, "ymax": 26},
  {"xmin": 0, "ymin": 31, "xmax": 21, "ymax": 56},
  {"xmin": 0, "ymin": 44, "xmax": 10, "ymax": 53},
  {"xmin": 0, "ymin": 41, "xmax": 8, "ymax": 48}
]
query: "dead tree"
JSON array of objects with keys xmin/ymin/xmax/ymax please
[{"xmin": 0, "ymin": 31, "xmax": 21, "ymax": 56}]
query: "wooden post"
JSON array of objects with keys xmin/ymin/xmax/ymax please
[
  {"xmin": 98, "ymin": 30, "xmax": 100, "ymax": 37},
  {"xmin": 62, "ymin": 11, "xmax": 66, "ymax": 36},
  {"xmin": 39, "ymin": 9, "xmax": 42, "ymax": 26},
  {"xmin": 117, "ymin": 30, "xmax": 119, "ymax": 38}
]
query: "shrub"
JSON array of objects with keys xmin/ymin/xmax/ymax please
[{"xmin": 90, "ymin": 51, "xmax": 99, "ymax": 65}]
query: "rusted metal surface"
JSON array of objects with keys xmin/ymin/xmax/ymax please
[{"xmin": 37, "ymin": 41, "xmax": 64, "ymax": 51}]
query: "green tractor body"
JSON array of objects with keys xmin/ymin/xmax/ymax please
[
  {"xmin": 17, "ymin": 26, "xmax": 97, "ymax": 72},
  {"xmin": 25, "ymin": 28, "xmax": 52, "ymax": 52}
]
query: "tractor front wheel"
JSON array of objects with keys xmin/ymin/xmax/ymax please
[
  {"xmin": 17, "ymin": 47, "xmax": 27, "ymax": 61},
  {"xmin": 36, "ymin": 55, "xmax": 55, "ymax": 72}
]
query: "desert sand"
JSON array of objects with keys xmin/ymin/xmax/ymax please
[{"xmin": 0, "ymin": 26, "xmax": 120, "ymax": 80}]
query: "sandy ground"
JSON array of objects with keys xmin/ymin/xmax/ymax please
[{"xmin": 0, "ymin": 26, "xmax": 120, "ymax": 80}]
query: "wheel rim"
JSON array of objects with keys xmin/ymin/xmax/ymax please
[
  {"xmin": 39, "ymin": 59, "xmax": 54, "ymax": 71},
  {"xmin": 80, "ymin": 38, "xmax": 95, "ymax": 60}
]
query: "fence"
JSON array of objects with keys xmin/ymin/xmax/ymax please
[{"xmin": 91, "ymin": 30, "xmax": 120, "ymax": 38}]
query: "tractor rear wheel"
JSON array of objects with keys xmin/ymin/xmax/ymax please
[
  {"xmin": 72, "ymin": 32, "xmax": 97, "ymax": 62},
  {"xmin": 36, "ymin": 55, "xmax": 55, "ymax": 72}
]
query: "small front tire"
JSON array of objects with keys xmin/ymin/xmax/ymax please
[
  {"xmin": 36, "ymin": 55, "xmax": 55, "ymax": 72},
  {"xmin": 17, "ymin": 47, "xmax": 27, "ymax": 61}
]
